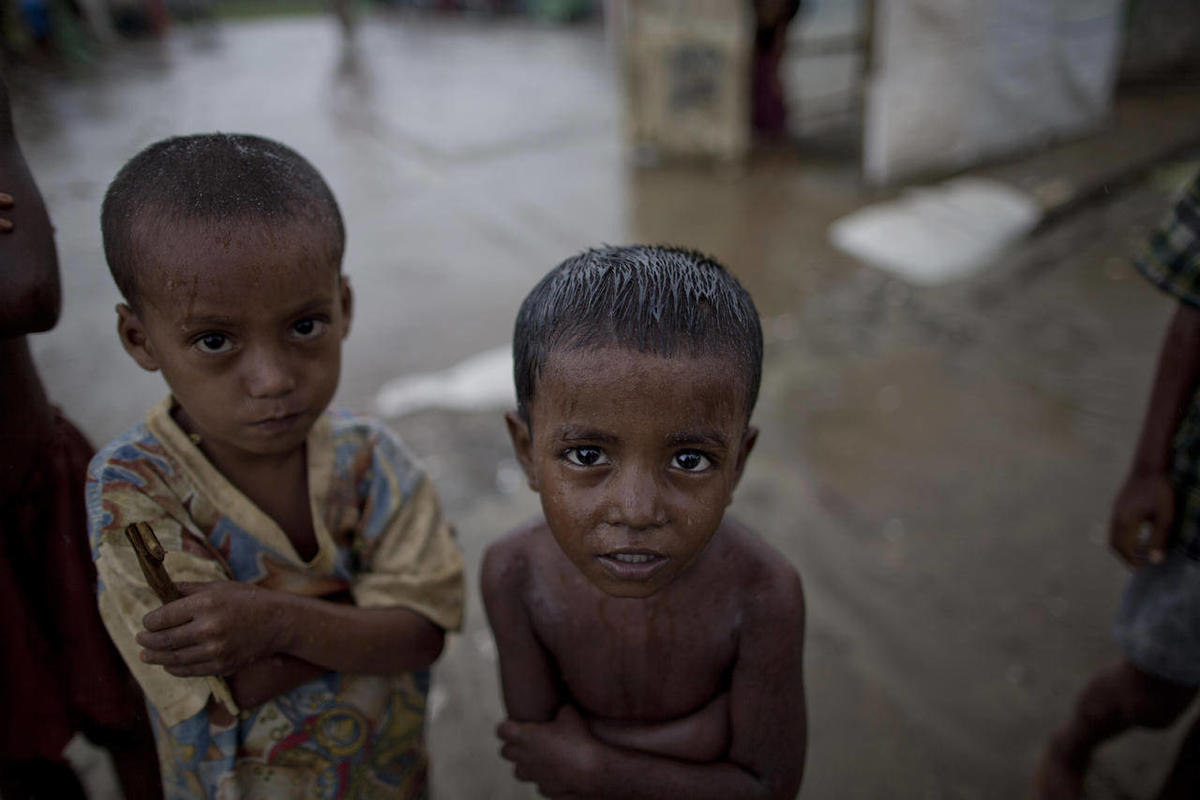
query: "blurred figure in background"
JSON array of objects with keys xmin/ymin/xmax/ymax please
[
  {"xmin": 751, "ymin": 0, "xmax": 801, "ymax": 141},
  {"xmin": 1031, "ymin": 171, "xmax": 1200, "ymax": 799},
  {"xmin": 0, "ymin": 73, "xmax": 162, "ymax": 800}
]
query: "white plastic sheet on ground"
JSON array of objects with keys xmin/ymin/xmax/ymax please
[
  {"xmin": 828, "ymin": 176, "xmax": 1042, "ymax": 285},
  {"xmin": 864, "ymin": 0, "xmax": 1124, "ymax": 185},
  {"xmin": 374, "ymin": 346, "xmax": 515, "ymax": 419}
]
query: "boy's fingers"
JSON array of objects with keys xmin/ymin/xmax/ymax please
[
  {"xmin": 1146, "ymin": 520, "xmax": 1171, "ymax": 565},
  {"xmin": 497, "ymin": 720, "xmax": 520, "ymax": 742},
  {"xmin": 1150, "ymin": 495, "xmax": 1175, "ymax": 564},
  {"xmin": 163, "ymin": 660, "xmax": 223, "ymax": 678},
  {"xmin": 1110, "ymin": 514, "xmax": 1145, "ymax": 566},
  {"xmin": 0, "ymin": 217, "xmax": 11, "ymax": 232},
  {"xmin": 0, "ymin": 192, "xmax": 12, "ymax": 206},
  {"xmin": 142, "ymin": 597, "xmax": 196, "ymax": 631},
  {"xmin": 140, "ymin": 642, "xmax": 210, "ymax": 667},
  {"xmin": 137, "ymin": 623, "xmax": 198, "ymax": 651}
]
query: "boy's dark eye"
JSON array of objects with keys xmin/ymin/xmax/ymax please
[
  {"xmin": 292, "ymin": 318, "xmax": 327, "ymax": 339},
  {"xmin": 194, "ymin": 333, "xmax": 231, "ymax": 354},
  {"xmin": 565, "ymin": 447, "xmax": 609, "ymax": 467},
  {"xmin": 672, "ymin": 450, "xmax": 712, "ymax": 472}
]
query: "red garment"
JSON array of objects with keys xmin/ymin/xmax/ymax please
[{"xmin": 0, "ymin": 410, "xmax": 145, "ymax": 759}]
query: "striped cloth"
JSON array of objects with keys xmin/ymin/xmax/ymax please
[{"xmin": 1136, "ymin": 169, "xmax": 1200, "ymax": 558}]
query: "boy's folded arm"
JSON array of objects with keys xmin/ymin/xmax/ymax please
[
  {"xmin": 584, "ymin": 692, "xmax": 730, "ymax": 763},
  {"xmin": 225, "ymin": 654, "xmax": 328, "ymax": 711},
  {"xmin": 139, "ymin": 581, "xmax": 446, "ymax": 680},
  {"xmin": 271, "ymin": 591, "xmax": 446, "ymax": 673},
  {"xmin": 481, "ymin": 538, "xmax": 564, "ymax": 723},
  {"xmin": 498, "ymin": 567, "xmax": 807, "ymax": 800}
]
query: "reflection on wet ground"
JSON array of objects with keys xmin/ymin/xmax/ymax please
[{"xmin": 12, "ymin": 12, "xmax": 1200, "ymax": 798}]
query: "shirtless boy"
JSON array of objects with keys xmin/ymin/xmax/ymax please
[{"xmin": 482, "ymin": 245, "xmax": 807, "ymax": 799}]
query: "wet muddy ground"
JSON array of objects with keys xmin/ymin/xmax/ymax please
[{"xmin": 11, "ymin": 11, "xmax": 1200, "ymax": 798}]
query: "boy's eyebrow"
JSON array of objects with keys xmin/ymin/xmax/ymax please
[
  {"xmin": 177, "ymin": 298, "xmax": 334, "ymax": 329},
  {"xmin": 666, "ymin": 429, "xmax": 731, "ymax": 449},
  {"xmin": 554, "ymin": 425, "xmax": 618, "ymax": 443},
  {"xmin": 178, "ymin": 313, "xmax": 238, "ymax": 328},
  {"xmin": 552, "ymin": 425, "xmax": 731, "ymax": 449}
]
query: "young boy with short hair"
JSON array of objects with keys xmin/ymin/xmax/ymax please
[
  {"xmin": 87, "ymin": 133, "xmax": 464, "ymax": 799},
  {"xmin": 482, "ymin": 245, "xmax": 807, "ymax": 799}
]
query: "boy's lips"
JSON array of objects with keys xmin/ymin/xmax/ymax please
[
  {"xmin": 249, "ymin": 411, "xmax": 305, "ymax": 433},
  {"xmin": 596, "ymin": 549, "xmax": 668, "ymax": 580}
]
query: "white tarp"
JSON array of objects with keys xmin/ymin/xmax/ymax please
[
  {"xmin": 374, "ymin": 346, "xmax": 514, "ymax": 419},
  {"xmin": 829, "ymin": 176, "xmax": 1042, "ymax": 285},
  {"xmin": 864, "ymin": 0, "xmax": 1124, "ymax": 184}
]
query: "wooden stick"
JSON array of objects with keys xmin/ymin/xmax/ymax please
[
  {"xmin": 125, "ymin": 522, "xmax": 183, "ymax": 603},
  {"xmin": 123, "ymin": 521, "xmax": 240, "ymax": 717}
]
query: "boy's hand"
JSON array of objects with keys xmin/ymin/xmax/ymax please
[
  {"xmin": 137, "ymin": 581, "xmax": 284, "ymax": 677},
  {"xmin": 1110, "ymin": 472, "xmax": 1175, "ymax": 567},
  {"xmin": 0, "ymin": 193, "xmax": 12, "ymax": 232},
  {"xmin": 498, "ymin": 704, "xmax": 599, "ymax": 799}
]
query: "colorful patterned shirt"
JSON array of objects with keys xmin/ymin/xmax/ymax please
[
  {"xmin": 1136, "ymin": 169, "xmax": 1200, "ymax": 558},
  {"xmin": 87, "ymin": 398, "xmax": 463, "ymax": 799}
]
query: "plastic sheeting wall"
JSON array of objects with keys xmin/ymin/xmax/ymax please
[{"xmin": 864, "ymin": 0, "xmax": 1124, "ymax": 185}]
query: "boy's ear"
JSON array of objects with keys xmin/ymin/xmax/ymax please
[
  {"xmin": 504, "ymin": 410, "xmax": 539, "ymax": 492},
  {"xmin": 116, "ymin": 303, "xmax": 160, "ymax": 372},
  {"xmin": 338, "ymin": 275, "xmax": 353, "ymax": 339},
  {"xmin": 730, "ymin": 425, "xmax": 758, "ymax": 496}
]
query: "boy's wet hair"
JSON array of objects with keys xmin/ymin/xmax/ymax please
[
  {"xmin": 514, "ymin": 245, "xmax": 763, "ymax": 422},
  {"xmin": 101, "ymin": 133, "xmax": 345, "ymax": 306}
]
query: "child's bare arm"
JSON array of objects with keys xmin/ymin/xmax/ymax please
[
  {"xmin": 586, "ymin": 691, "xmax": 729, "ymax": 763},
  {"xmin": 485, "ymin": 534, "xmax": 730, "ymax": 763},
  {"xmin": 1111, "ymin": 303, "xmax": 1200, "ymax": 565},
  {"xmin": 223, "ymin": 655, "xmax": 327, "ymax": 712},
  {"xmin": 498, "ymin": 567, "xmax": 807, "ymax": 800},
  {"xmin": 137, "ymin": 581, "xmax": 445, "ymax": 690},
  {"xmin": 481, "ymin": 536, "xmax": 563, "ymax": 722},
  {"xmin": 0, "ymin": 73, "xmax": 62, "ymax": 337}
]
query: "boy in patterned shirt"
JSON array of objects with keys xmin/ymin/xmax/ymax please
[
  {"xmin": 1032, "ymin": 171, "xmax": 1200, "ymax": 798},
  {"xmin": 87, "ymin": 133, "xmax": 463, "ymax": 799}
]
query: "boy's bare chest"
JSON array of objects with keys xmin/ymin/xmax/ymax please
[{"xmin": 532, "ymin": 581, "xmax": 740, "ymax": 721}]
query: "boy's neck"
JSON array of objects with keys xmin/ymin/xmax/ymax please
[
  {"xmin": 173, "ymin": 405, "xmax": 318, "ymax": 560},
  {"xmin": 0, "ymin": 337, "xmax": 56, "ymax": 498}
]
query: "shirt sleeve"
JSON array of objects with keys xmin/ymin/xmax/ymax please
[
  {"xmin": 348, "ymin": 424, "xmax": 464, "ymax": 632},
  {"xmin": 87, "ymin": 456, "xmax": 235, "ymax": 728},
  {"xmin": 1137, "ymin": 169, "xmax": 1200, "ymax": 308}
]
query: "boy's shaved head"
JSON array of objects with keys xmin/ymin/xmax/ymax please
[
  {"xmin": 513, "ymin": 245, "xmax": 763, "ymax": 422},
  {"xmin": 101, "ymin": 133, "xmax": 345, "ymax": 306}
]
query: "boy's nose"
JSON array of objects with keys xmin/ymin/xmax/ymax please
[
  {"xmin": 243, "ymin": 345, "xmax": 297, "ymax": 398},
  {"xmin": 607, "ymin": 466, "xmax": 667, "ymax": 530}
]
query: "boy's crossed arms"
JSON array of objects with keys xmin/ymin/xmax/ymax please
[
  {"xmin": 135, "ymin": 575, "xmax": 445, "ymax": 717},
  {"xmin": 484, "ymin": 522, "xmax": 806, "ymax": 800},
  {"xmin": 91, "ymin": 434, "xmax": 460, "ymax": 731}
]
